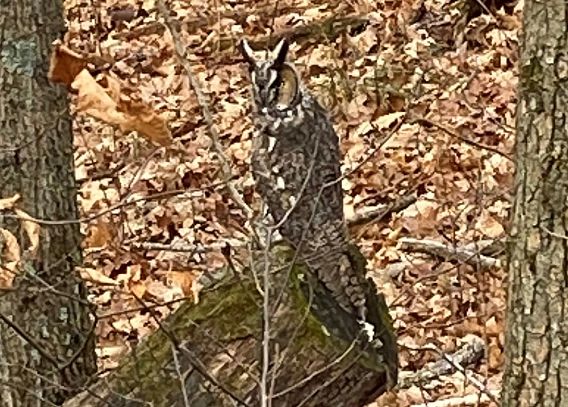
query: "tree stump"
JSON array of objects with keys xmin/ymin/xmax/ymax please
[{"xmin": 64, "ymin": 245, "xmax": 397, "ymax": 407}]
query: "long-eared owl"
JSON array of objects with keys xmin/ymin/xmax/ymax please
[{"xmin": 239, "ymin": 38, "xmax": 370, "ymax": 324}]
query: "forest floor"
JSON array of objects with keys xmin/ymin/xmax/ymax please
[{"xmin": 62, "ymin": 0, "xmax": 521, "ymax": 405}]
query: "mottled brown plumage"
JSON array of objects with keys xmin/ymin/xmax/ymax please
[{"xmin": 240, "ymin": 39, "xmax": 370, "ymax": 325}]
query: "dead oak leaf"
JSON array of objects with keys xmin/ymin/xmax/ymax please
[
  {"xmin": 72, "ymin": 70, "xmax": 172, "ymax": 146},
  {"xmin": 0, "ymin": 194, "xmax": 20, "ymax": 210},
  {"xmin": 14, "ymin": 209, "xmax": 40, "ymax": 257},
  {"xmin": 0, "ymin": 228, "xmax": 21, "ymax": 288}
]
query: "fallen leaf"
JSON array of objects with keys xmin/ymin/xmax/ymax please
[
  {"xmin": 14, "ymin": 209, "xmax": 40, "ymax": 257},
  {"xmin": 48, "ymin": 41, "xmax": 87, "ymax": 86},
  {"xmin": 0, "ymin": 228, "xmax": 21, "ymax": 288},
  {"xmin": 0, "ymin": 194, "xmax": 20, "ymax": 210},
  {"xmin": 373, "ymin": 111, "xmax": 405, "ymax": 130},
  {"xmin": 129, "ymin": 281, "xmax": 147, "ymax": 298},
  {"xmin": 476, "ymin": 212, "xmax": 505, "ymax": 238},
  {"xmin": 72, "ymin": 70, "xmax": 172, "ymax": 146},
  {"xmin": 169, "ymin": 270, "xmax": 201, "ymax": 301},
  {"xmin": 79, "ymin": 267, "xmax": 119, "ymax": 286},
  {"xmin": 85, "ymin": 220, "xmax": 114, "ymax": 249},
  {"xmin": 0, "ymin": 228, "xmax": 20, "ymax": 264}
]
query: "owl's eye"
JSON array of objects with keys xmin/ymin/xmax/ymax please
[{"xmin": 273, "ymin": 65, "xmax": 299, "ymax": 109}]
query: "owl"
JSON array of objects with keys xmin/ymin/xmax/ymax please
[{"xmin": 239, "ymin": 38, "xmax": 370, "ymax": 327}]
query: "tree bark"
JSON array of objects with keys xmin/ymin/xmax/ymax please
[
  {"xmin": 502, "ymin": 1, "xmax": 568, "ymax": 405},
  {"xmin": 0, "ymin": 0, "xmax": 97, "ymax": 405},
  {"xmin": 63, "ymin": 245, "xmax": 398, "ymax": 407}
]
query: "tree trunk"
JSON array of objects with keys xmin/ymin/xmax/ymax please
[
  {"xmin": 0, "ymin": 0, "xmax": 97, "ymax": 405},
  {"xmin": 502, "ymin": 1, "xmax": 568, "ymax": 405},
  {"xmin": 62, "ymin": 245, "xmax": 398, "ymax": 407}
]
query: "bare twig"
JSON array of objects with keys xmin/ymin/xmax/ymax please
[
  {"xmin": 344, "ymin": 113, "xmax": 408, "ymax": 179},
  {"xmin": 258, "ymin": 227, "xmax": 275, "ymax": 407},
  {"xmin": 232, "ymin": 14, "xmax": 367, "ymax": 51},
  {"xmin": 415, "ymin": 117, "xmax": 512, "ymax": 160},
  {"xmin": 171, "ymin": 343, "xmax": 191, "ymax": 407},
  {"xmin": 401, "ymin": 335, "xmax": 499, "ymax": 404},
  {"xmin": 128, "ymin": 196, "xmax": 409, "ymax": 253},
  {"xmin": 156, "ymin": 0, "xmax": 253, "ymax": 219},
  {"xmin": 410, "ymin": 391, "xmax": 499, "ymax": 407},
  {"xmin": 398, "ymin": 237, "xmax": 502, "ymax": 269},
  {"xmin": 131, "ymin": 292, "xmax": 250, "ymax": 406},
  {"xmin": 400, "ymin": 338, "xmax": 501, "ymax": 404},
  {"xmin": 348, "ymin": 193, "xmax": 417, "ymax": 228},
  {"xmin": 0, "ymin": 181, "xmax": 229, "ymax": 226},
  {"xmin": 272, "ymin": 338, "xmax": 358, "ymax": 398},
  {"xmin": 128, "ymin": 241, "xmax": 228, "ymax": 253},
  {"xmin": 353, "ymin": 192, "xmax": 418, "ymax": 239},
  {"xmin": 398, "ymin": 334, "xmax": 485, "ymax": 389},
  {"xmin": 0, "ymin": 311, "xmax": 60, "ymax": 368}
]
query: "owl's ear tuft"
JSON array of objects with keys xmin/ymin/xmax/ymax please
[
  {"xmin": 272, "ymin": 38, "xmax": 289, "ymax": 67},
  {"xmin": 239, "ymin": 39, "xmax": 256, "ymax": 66}
]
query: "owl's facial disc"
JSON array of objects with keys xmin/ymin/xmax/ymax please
[
  {"xmin": 273, "ymin": 65, "xmax": 299, "ymax": 110},
  {"xmin": 239, "ymin": 39, "xmax": 300, "ymax": 111}
]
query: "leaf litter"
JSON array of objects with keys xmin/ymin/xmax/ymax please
[{"xmin": 55, "ymin": 0, "xmax": 519, "ymax": 404}]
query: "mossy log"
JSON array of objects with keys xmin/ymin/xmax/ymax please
[{"xmin": 64, "ymin": 245, "xmax": 397, "ymax": 407}]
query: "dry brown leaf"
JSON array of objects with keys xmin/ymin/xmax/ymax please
[
  {"xmin": 79, "ymin": 267, "xmax": 119, "ymax": 286},
  {"xmin": 73, "ymin": 70, "xmax": 125, "ymax": 125},
  {"xmin": 48, "ymin": 41, "xmax": 87, "ymax": 86},
  {"xmin": 0, "ymin": 228, "xmax": 20, "ymax": 264},
  {"xmin": 14, "ymin": 209, "xmax": 40, "ymax": 257},
  {"xmin": 72, "ymin": 71, "xmax": 172, "ymax": 146},
  {"xmin": 98, "ymin": 344, "xmax": 128, "ymax": 359},
  {"xmin": 488, "ymin": 339, "xmax": 503, "ymax": 371},
  {"xmin": 145, "ymin": 280, "xmax": 171, "ymax": 301},
  {"xmin": 0, "ymin": 228, "xmax": 21, "ymax": 288},
  {"xmin": 118, "ymin": 99, "xmax": 173, "ymax": 147},
  {"xmin": 111, "ymin": 318, "xmax": 133, "ymax": 334},
  {"xmin": 475, "ymin": 212, "xmax": 505, "ymax": 239},
  {"xmin": 85, "ymin": 220, "xmax": 114, "ymax": 249},
  {"xmin": 168, "ymin": 270, "xmax": 202, "ymax": 302},
  {"xmin": 129, "ymin": 281, "xmax": 147, "ymax": 298},
  {"xmin": 373, "ymin": 111, "xmax": 405, "ymax": 130},
  {"xmin": 0, "ymin": 194, "xmax": 20, "ymax": 210},
  {"xmin": 400, "ymin": 199, "xmax": 439, "ymax": 235}
]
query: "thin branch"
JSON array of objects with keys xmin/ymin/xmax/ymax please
[
  {"xmin": 415, "ymin": 117, "xmax": 512, "ymax": 160},
  {"xmin": 353, "ymin": 192, "xmax": 418, "ymax": 239},
  {"xmin": 233, "ymin": 14, "xmax": 368, "ymax": 51},
  {"xmin": 97, "ymin": 296, "xmax": 190, "ymax": 319},
  {"xmin": 171, "ymin": 343, "xmax": 191, "ymax": 407},
  {"xmin": 398, "ymin": 335, "xmax": 485, "ymax": 388},
  {"xmin": 156, "ymin": 0, "xmax": 253, "ymax": 219},
  {"xmin": 272, "ymin": 338, "xmax": 358, "ymax": 398},
  {"xmin": 0, "ymin": 379, "xmax": 60, "ymax": 407},
  {"xmin": 349, "ymin": 193, "xmax": 417, "ymax": 228},
  {"xmin": 57, "ymin": 315, "xmax": 98, "ymax": 371},
  {"xmin": 260, "ymin": 229, "xmax": 274, "ymax": 407},
  {"xmin": 0, "ymin": 180, "xmax": 229, "ymax": 226},
  {"xmin": 125, "ymin": 197, "xmax": 405, "ymax": 253},
  {"xmin": 296, "ymin": 359, "xmax": 360, "ymax": 407},
  {"xmin": 128, "ymin": 241, "xmax": 225, "ymax": 253},
  {"xmin": 399, "ymin": 237, "xmax": 502, "ymax": 269},
  {"xmin": 344, "ymin": 113, "xmax": 408, "ymax": 179},
  {"xmin": 401, "ymin": 335, "xmax": 499, "ymax": 404},
  {"xmin": 410, "ymin": 391, "xmax": 499, "ymax": 407},
  {"xmin": 0, "ymin": 311, "xmax": 60, "ymax": 368},
  {"xmin": 131, "ymin": 292, "xmax": 251, "ymax": 406}
]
